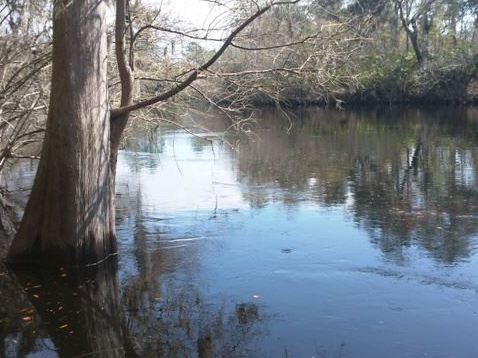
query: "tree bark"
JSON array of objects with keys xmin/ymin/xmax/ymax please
[
  {"xmin": 6, "ymin": 0, "xmax": 115, "ymax": 267},
  {"xmin": 409, "ymin": 30, "xmax": 423, "ymax": 65},
  {"xmin": 396, "ymin": 0, "xmax": 424, "ymax": 65}
]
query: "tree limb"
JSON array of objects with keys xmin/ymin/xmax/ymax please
[
  {"xmin": 110, "ymin": 0, "xmax": 300, "ymax": 120},
  {"xmin": 115, "ymin": 0, "xmax": 134, "ymax": 109}
]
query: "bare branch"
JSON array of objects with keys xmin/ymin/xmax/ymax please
[
  {"xmin": 115, "ymin": 0, "xmax": 134, "ymax": 109},
  {"xmin": 110, "ymin": 0, "xmax": 301, "ymax": 119}
]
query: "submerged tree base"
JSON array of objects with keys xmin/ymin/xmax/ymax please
[{"xmin": 5, "ymin": 235, "xmax": 118, "ymax": 268}]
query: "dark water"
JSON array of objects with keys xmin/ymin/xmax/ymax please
[{"xmin": 2, "ymin": 107, "xmax": 478, "ymax": 357}]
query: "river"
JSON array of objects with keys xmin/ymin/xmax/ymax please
[{"xmin": 2, "ymin": 106, "xmax": 478, "ymax": 357}]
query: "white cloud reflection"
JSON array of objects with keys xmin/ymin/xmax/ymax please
[{"xmin": 117, "ymin": 133, "xmax": 248, "ymax": 213}]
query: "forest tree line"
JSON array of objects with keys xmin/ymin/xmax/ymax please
[{"xmin": 2, "ymin": 0, "xmax": 478, "ymax": 169}]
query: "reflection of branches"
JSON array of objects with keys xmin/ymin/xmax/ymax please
[
  {"xmin": 399, "ymin": 138, "xmax": 422, "ymax": 193},
  {"xmin": 232, "ymin": 107, "xmax": 478, "ymax": 264}
]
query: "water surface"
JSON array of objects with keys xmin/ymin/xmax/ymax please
[{"xmin": 2, "ymin": 107, "xmax": 478, "ymax": 357}]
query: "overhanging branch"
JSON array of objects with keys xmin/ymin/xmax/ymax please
[{"xmin": 110, "ymin": 0, "xmax": 300, "ymax": 120}]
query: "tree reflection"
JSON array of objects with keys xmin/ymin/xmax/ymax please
[
  {"xmin": 117, "ymin": 185, "xmax": 264, "ymax": 357},
  {"xmin": 236, "ymin": 107, "xmax": 478, "ymax": 264},
  {"xmin": 0, "ymin": 264, "xmax": 45, "ymax": 357},
  {"xmin": 10, "ymin": 261, "xmax": 138, "ymax": 358},
  {"xmin": 2, "ymin": 184, "xmax": 264, "ymax": 357},
  {"xmin": 4, "ymin": 258, "xmax": 263, "ymax": 357}
]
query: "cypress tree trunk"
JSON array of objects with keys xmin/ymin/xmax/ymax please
[
  {"xmin": 6, "ymin": 0, "xmax": 116, "ymax": 267},
  {"xmin": 4, "ymin": 0, "xmax": 282, "ymax": 268}
]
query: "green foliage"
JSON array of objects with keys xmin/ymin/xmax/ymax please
[
  {"xmin": 351, "ymin": 47, "xmax": 478, "ymax": 103},
  {"xmin": 356, "ymin": 52, "xmax": 418, "ymax": 100}
]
